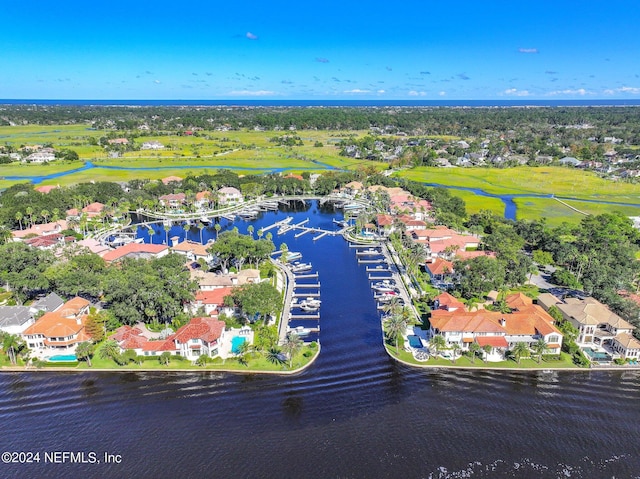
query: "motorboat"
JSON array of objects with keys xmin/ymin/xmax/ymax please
[
  {"xmin": 371, "ymin": 281, "xmax": 397, "ymax": 293},
  {"xmin": 288, "ymin": 326, "xmax": 311, "ymax": 337},
  {"xmin": 299, "ymin": 303, "xmax": 319, "ymax": 312},
  {"xmin": 291, "ymin": 262, "xmax": 312, "ymax": 273},
  {"xmin": 301, "ymin": 297, "xmax": 321, "ymax": 308},
  {"xmin": 375, "ymin": 292, "xmax": 399, "ymax": 303},
  {"xmin": 200, "ymin": 216, "xmax": 210, "ymax": 225}
]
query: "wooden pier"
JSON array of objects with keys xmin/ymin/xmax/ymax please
[
  {"xmin": 289, "ymin": 314, "xmax": 320, "ymax": 320},
  {"xmin": 358, "ymin": 259, "xmax": 385, "ymax": 264},
  {"xmin": 356, "ymin": 250, "xmax": 382, "ymax": 256},
  {"xmin": 369, "ymin": 275, "xmax": 392, "ymax": 280},
  {"xmin": 262, "ymin": 217, "xmax": 293, "ymax": 232},
  {"xmin": 294, "ymin": 273, "xmax": 319, "ymax": 279},
  {"xmin": 294, "ymin": 283, "xmax": 321, "ymax": 289},
  {"xmin": 366, "ymin": 266, "xmax": 390, "ymax": 272},
  {"xmin": 293, "ymin": 292, "xmax": 321, "ymax": 298},
  {"xmin": 349, "ymin": 244, "xmax": 381, "ymax": 249}
]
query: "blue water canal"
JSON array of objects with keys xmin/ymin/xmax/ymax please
[{"xmin": 1, "ymin": 202, "xmax": 640, "ymax": 479}]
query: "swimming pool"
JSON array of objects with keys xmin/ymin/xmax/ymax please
[
  {"xmin": 231, "ymin": 337, "xmax": 246, "ymax": 354},
  {"xmin": 407, "ymin": 335, "xmax": 423, "ymax": 349},
  {"xmin": 48, "ymin": 354, "xmax": 78, "ymax": 362},
  {"xmin": 583, "ymin": 347, "xmax": 611, "ymax": 362}
]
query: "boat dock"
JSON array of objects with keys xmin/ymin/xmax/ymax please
[
  {"xmin": 358, "ymin": 258, "xmax": 385, "ymax": 264},
  {"xmin": 293, "ymin": 292, "xmax": 320, "ymax": 298},
  {"xmin": 369, "ymin": 275, "xmax": 391, "ymax": 280},
  {"xmin": 366, "ymin": 266, "xmax": 390, "ymax": 272},
  {"xmin": 294, "ymin": 273, "xmax": 319, "ymax": 279},
  {"xmin": 289, "ymin": 313, "xmax": 321, "ymax": 320},
  {"xmin": 262, "ymin": 216, "xmax": 293, "ymax": 233},
  {"xmin": 293, "ymin": 283, "xmax": 321, "ymax": 289}
]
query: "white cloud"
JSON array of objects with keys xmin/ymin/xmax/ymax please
[
  {"xmin": 547, "ymin": 88, "xmax": 592, "ymax": 96},
  {"xmin": 518, "ymin": 48, "xmax": 539, "ymax": 54},
  {"xmin": 377, "ymin": 89, "xmax": 385, "ymax": 94},
  {"xmin": 246, "ymin": 32, "xmax": 258, "ymax": 40},
  {"xmin": 438, "ymin": 91, "xmax": 446, "ymax": 96},
  {"xmin": 230, "ymin": 90, "xmax": 275, "ymax": 96},
  {"xmin": 502, "ymin": 88, "xmax": 530, "ymax": 96},
  {"xmin": 408, "ymin": 90, "xmax": 426, "ymax": 96},
  {"xmin": 343, "ymin": 89, "xmax": 370, "ymax": 93},
  {"xmin": 604, "ymin": 86, "xmax": 640, "ymax": 94}
]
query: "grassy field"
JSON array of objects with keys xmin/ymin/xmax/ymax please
[
  {"xmin": 0, "ymin": 125, "xmax": 386, "ymax": 186},
  {"xmin": 398, "ymin": 166, "xmax": 640, "ymax": 203},
  {"xmin": 446, "ymin": 189, "xmax": 506, "ymax": 216}
]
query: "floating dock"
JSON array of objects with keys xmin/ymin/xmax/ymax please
[
  {"xmin": 289, "ymin": 314, "xmax": 320, "ymax": 320},
  {"xmin": 294, "ymin": 283, "xmax": 321, "ymax": 289}
]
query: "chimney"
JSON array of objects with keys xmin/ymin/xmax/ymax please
[
  {"xmin": 500, "ymin": 318, "xmax": 506, "ymax": 327},
  {"xmin": 170, "ymin": 236, "xmax": 180, "ymax": 247}
]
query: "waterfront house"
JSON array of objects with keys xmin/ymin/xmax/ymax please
[
  {"xmin": 159, "ymin": 193, "xmax": 186, "ymax": 209},
  {"xmin": 539, "ymin": 294, "xmax": 638, "ymax": 359},
  {"xmin": 102, "ymin": 243, "xmax": 169, "ymax": 264},
  {"xmin": 194, "ymin": 191, "xmax": 212, "ymax": 210},
  {"xmin": 432, "ymin": 292, "xmax": 466, "ymax": 312},
  {"xmin": 173, "ymin": 317, "xmax": 227, "ymax": 360},
  {"xmin": 21, "ymin": 297, "xmax": 92, "ymax": 356},
  {"xmin": 0, "ymin": 306, "xmax": 35, "ymax": 335},
  {"xmin": 25, "ymin": 151, "xmax": 55, "ymax": 163},
  {"xmin": 375, "ymin": 214, "xmax": 395, "ymax": 237},
  {"xmin": 429, "ymin": 293, "xmax": 563, "ymax": 361},
  {"xmin": 217, "ymin": 186, "xmax": 243, "ymax": 206},
  {"xmin": 426, "ymin": 258, "xmax": 454, "ymax": 287}
]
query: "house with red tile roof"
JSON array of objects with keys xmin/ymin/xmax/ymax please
[
  {"xmin": 159, "ymin": 193, "xmax": 186, "ymax": 209},
  {"xmin": 161, "ymin": 175, "xmax": 182, "ymax": 185},
  {"xmin": 426, "ymin": 258, "xmax": 454, "ymax": 286},
  {"xmin": 191, "ymin": 287, "xmax": 235, "ymax": 316},
  {"xmin": 12, "ymin": 220, "xmax": 68, "ymax": 240},
  {"xmin": 172, "ymin": 317, "xmax": 227, "ymax": 360},
  {"xmin": 82, "ymin": 202, "xmax": 105, "ymax": 218},
  {"xmin": 433, "ymin": 292, "xmax": 466, "ymax": 312},
  {"xmin": 21, "ymin": 297, "xmax": 92, "ymax": 357},
  {"xmin": 171, "ymin": 239, "xmax": 213, "ymax": 263},
  {"xmin": 194, "ymin": 191, "xmax": 212, "ymax": 209},
  {"xmin": 429, "ymin": 293, "xmax": 563, "ymax": 361},
  {"xmin": 102, "ymin": 243, "xmax": 169, "ymax": 263},
  {"xmin": 34, "ymin": 185, "xmax": 59, "ymax": 194}
]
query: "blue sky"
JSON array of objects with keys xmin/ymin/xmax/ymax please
[{"xmin": 2, "ymin": 1, "xmax": 640, "ymax": 100}]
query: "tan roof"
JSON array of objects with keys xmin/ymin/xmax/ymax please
[
  {"xmin": 612, "ymin": 332, "xmax": 640, "ymax": 350},
  {"xmin": 172, "ymin": 240, "xmax": 210, "ymax": 257},
  {"xmin": 558, "ymin": 297, "xmax": 634, "ymax": 329},
  {"xmin": 102, "ymin": 243, "xmax": 168, "ymax": 263}
]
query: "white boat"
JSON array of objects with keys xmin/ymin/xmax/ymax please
[
  {"xmin": 299, "ymin": 303, "xmax": 319, "ymax": 312},
  {"xmin": 285, "ymin": 251, "xmax": 302, "ymax": 261},
  {"xmin": 200, "ymin": 216, "xmax": 210, "ymax": 225},
  {"xmin": 288, "ymin": 326, "xmax": 311, "ymax": 337},
  {"xmin": 302, "ymin": 297, "xmax": 321, "ymax": 308},
  {"xmin": 371, "ymin": 281, "xmax": 397, "ymax": 293},
  {"xmin": 360, "ymin": 248, "xmax": 380, "ymax": 255},
  {"xmin": 376, "ymin": 292, "xmax": 399, "ymax": 303},
  {"xmin": 291, "ymin": 262, "xmax": 313, "ymax": 273}
]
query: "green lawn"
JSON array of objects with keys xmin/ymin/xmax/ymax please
[{"xmin": 388, "ymin": 346, "xmax": 579, "ymax": 369}]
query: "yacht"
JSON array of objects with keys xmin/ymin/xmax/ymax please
[
  {"xmin": 371, "ymin": 281, "xmax": 397, "ymax": 293},
  {"xmin": 291, "ymin": 262, "xmax": 313, "ymax": 273},
  {"xmin": 200, "ymin": 216, "xmax": 210, "ymax": 225},
  {"xmin": 288, "ymin": 326, "xmax": 311, "ymax": 337}
]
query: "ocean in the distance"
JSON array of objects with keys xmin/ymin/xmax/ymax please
[{"xmin": 2, "ymin": 99, "xmax": 640, "ymax": 107}]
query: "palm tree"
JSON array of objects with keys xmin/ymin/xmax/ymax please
[
  {"xmin": 511, "ymin": 342, "xmax": 530, "ymax": 365},
  {"xmin": 265, "ymin": 347, "xmax": 286, "ymax": 367},
  {"xmin": 482, "ymin": 344, "xmax": 492, "ymax": 363},
  {"xmin": 25, "ymin": 206, "xmax": 34, "ymax": 227},
  {"xmin": 235, "ymin": 340, "xmax": 253, "ymax": 367},
  {"xmin": 159, "ymin": 351, "xmax": 172, "ymax": 366},
  {"xmin": 532, "ymin": 338, "xmax": 548, "ymax": 364},
  {"xmin": 15, "ymin": 211, "xmax": 23, "ymax": 230},
  {"xmin": 163, "ymin": 223, "xmax": 171, "ymax": 245},
  {"xmin": 40, "ymin": 209, "xmax": 50, "ymax": 224},
  {"xmin": 0, "ymin": 226, "xmax": 11, "ymax": 245},
  {"xmin": 468, "ymin": 342, "xmax": 481, "ymax": 364},
  {"xmin": 51, "ymin": 208, "xmax": 60, "ymax": 223},
  {"xmin": 1, "ymin": 333, "xmax": 26, "ymax": 366},
  {"xmin": 282, "ymin": 333, "xmax": 303, "ymax": 368},
  {"xmin": 247, "ymin": 225, "xmax": 255, "ymax": 238},
  {"xmin": 429, "ymin": 334, "xmax": 447, "ymax": 357},
  {"xmin": 214, "ymin": 223, "xmax": 221, "ymax": 239},
  {"xmin": 182, "ymin": 222, "xmax": 190, "ymax": 240},
  {"xmin": 384, "ymin": 313, "xmax": 408, "ymax": 354},
  {"xmin": 451, "ymin": 343, "xmax": 461, "ymax": 363},
  {"xmin": 280, "ymin": 242, "xmax": 289, "ymax": 263},
  {"xmin": 98, "ymin": 340, "xmax": 120, "ymax": 361},
  {"xmin": 76, "ymin": 341, "xmax": 94, "ymax": 367}
]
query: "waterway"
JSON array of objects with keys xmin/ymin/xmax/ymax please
[{"xmin": 2, "ymin": 202, "xmax": 640, "ymax": 478}]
